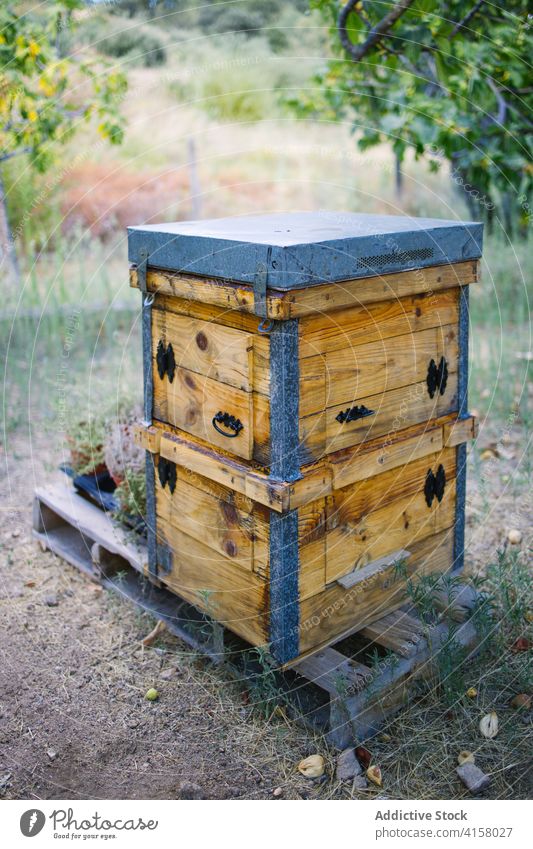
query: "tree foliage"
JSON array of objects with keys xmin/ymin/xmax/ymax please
[
  {"xmin": 293, "ymin": 1, "xmax": 532, "ymax": 231},
  {"xmin": 0, "ymin": 0, "xmax": 127, "ymax": 170}
]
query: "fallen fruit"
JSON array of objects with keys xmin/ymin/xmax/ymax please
[
  {"xmin": 355, "ymin": 745, "xmax": 372, "ymax": 769},
  {"xmin": 457, "ymin": 750, "xmax": 475, "ymax": 765},
  {"xmin": 511, "ymin": 637, "xmax": 532, "ymax": 652},
  {"xmin": 507, "ymin": 529, "xmax": 522, "ymax": 545},
  {"xmin": 366, "ymin": 765, "xmax": 382, "ymax": 787},
  {"xmin": 297, "ymin": 754, "xmax": 324, "ymax": 778},
  {"xmin": 466, "ymin": 687, "xmax": 478, "ymax": 698},
  {"xmin": 510, "ymin": 693, "xmax": 532, "ymax": 710},
  {"xmin": 145, "ymin": 688, "xmax": 159, "ymax": 701},
  {"xmin": 479, "ymin": 711, "xmax": 498, "ymax": 739}
]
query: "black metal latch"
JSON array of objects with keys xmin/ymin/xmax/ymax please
[
  {"xmin": 427, "ymin": 356, "xmax": 448, "ymax": 399},
  {"xmin": 336, "ymin": 405, "xmax": 375, "ymax": 424},
  {"xmin": 424, "ymin": 464, "xmax": 446, "ymax": 507},
  {"xmin": 156, "ymin": 340, "xmax": 176, "ymax": 382},
  {"xmin": 212, "ymin": 411, "xmax": 244, "ymax": 438},
  {"xmin": 158, "ymin": 457, "xmax": 177, "ymax": 494}
]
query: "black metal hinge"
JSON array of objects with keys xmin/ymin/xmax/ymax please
[
  {"xmin": 336, "ymin": 405, "xmax": 375, "ymax": 424},
  {"xmin": 158, "ymin": 457, "xmax": 177, "ymax": 494},
  {"xmin": 424, "ymin": 464, "xmax": 446, "ymax": 507},
  {"xmin": 427, "ymin": 356, "xmax": 449, "ymax": 399},
  {"xmin": 156, "ymin": 340, "xmax": 176, "ymax": 382}
]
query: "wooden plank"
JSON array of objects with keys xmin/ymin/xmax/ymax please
[
  {"xmin": 443, "ymin": 415, "xmax": 478, "ymax": 447},
  {"xmin": 337, "ymin": 549, "xmax": 411, "ymax": 590},
  {"xmin": 327, "ymin": 616, "xmax": 479, "ymax": 748},
  {"xmin": 360, "ymin": 609, "xmax": 426, "ymax": 658},
  {"xmin": 154, "ymin": 292, "xmax": 265, "ymax": 333},
  {"xmin": 130, "ymin": 267, "xmax": 286, "ymax": 320},
  {"xmin": 284, "ymin": 261, "xmax": 478, "ymax": 318},
  {"xmin": 153, "ymin": 366, "xmax": 255, "ymax": 461},
  {"xmin": 33, "ymin": 485, "xmax": 147, "ymax": 573},
  {"xmin": 299, "ymin": 529, "xmax": 454, "ymax": 656},
  {"xmin": 158, "ymin": 523, "xmax": 269, "ymax": 645},
  {"xmin": 152, "ymin": 309, "xmax": 253, "ymax": 391},
  {"xmin": 322, "ymin": 325, "xmax": 458, "ymax": 413},
  {"xmin": 131, "ymin": 262, "xmax": 477, "ymax": 321},
  {"xmin": 329, "ymin": 424, "xmax": 443, "ymax": 490},
  {"xmin": 158, "ymin": 431, "xmax": 289, "ymax": 512},
  {"xmin": 299, "ymin": 288, "xmax": 460, "ymax": 358},
  {"xmin": 294, "ymin": 647, "xmax": 372, "ymax": 697},
  {"xmin": 329, "ymin": 446, "xmax": 456, "ymax": 529},
  {"xmin": 300, "ymin": 374, "xmax": 458, "ymax": 462},
  {"xmin": 156, "ymin": 475, "xmax": 257, "ymax": 571},
  {"xmin": 325, "ymin": 479, "xmax": 456, "ymax": 584}
]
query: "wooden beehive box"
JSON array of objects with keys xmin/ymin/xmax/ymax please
[{"xmin": 129, "ymin": 212, "xmax": 482, "ymax": 665}]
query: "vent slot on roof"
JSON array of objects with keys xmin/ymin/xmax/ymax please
[{"xmin": 357, "ymin": 247, "xmax": 433, "ymax": 270}]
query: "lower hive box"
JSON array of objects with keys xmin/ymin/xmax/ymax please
[{"xmin": 136, "ymin": 412, "xmax": 476, "ymax": 664}]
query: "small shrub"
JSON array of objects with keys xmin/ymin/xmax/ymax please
[
  {"xmin": 66, "ymin": 415, "xmax": 107, "ymax": 476},
  {"xmin": 99, "ymin": 27, "xmax": 167, "ymax": 67},
  {"xmin": 114, "ymin": 467, "xmax": 146, "ymax": 520}
]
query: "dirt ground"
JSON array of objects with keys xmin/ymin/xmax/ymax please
[{"xmin": 0, "ymin": 420, "xmax": 531, "ymax": 801}]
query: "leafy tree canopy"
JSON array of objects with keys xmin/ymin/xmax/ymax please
[
  {"xmin": 293, "ymin": 1, "xmax": 532, "ymax": 230},
  {"xmin": 0, "ymin": 0, "xmax": 127, "ymax": 170}
]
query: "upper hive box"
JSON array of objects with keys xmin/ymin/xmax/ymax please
[{"xmin": 130, "ymin": 212, "xmax": 482, "ymax": 664}]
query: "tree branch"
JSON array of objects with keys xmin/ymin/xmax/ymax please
[
  {"xmin": 451, "ymin": 0, "xmax": 485, "ymax": 38},
  {"xmin": 338, "ymin": 0, "xmax": 415, "ymax": 62}
]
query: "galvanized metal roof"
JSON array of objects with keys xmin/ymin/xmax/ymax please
[{"xmin": 128, "ymin": 211, "xmax": 483, "ymax": 291}]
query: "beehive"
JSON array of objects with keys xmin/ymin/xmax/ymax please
[{"xmin": 130, "ymin": 212, "xmax": 482, "ymax": 664}]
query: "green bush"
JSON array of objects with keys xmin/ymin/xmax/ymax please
[
  {"xmin": 199, "ymin": 7, "xmax": 262, "ymax": 37},
  {"xmin": 99, "ymin": 26, "xmax": 167, "ymax": 67}
]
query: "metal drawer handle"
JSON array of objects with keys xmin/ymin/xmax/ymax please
[
  {"xmin": 424, "ymin": 464, "xmax": 446, "ymax": 507},
  {"xmin": 212, "ymin": 411, "xmax": 244, "ymax": 438},
  {"xmin": 336, "ymin": 405, "xmax": 375, "ymax": 424},
  {"xmin": 427, "ymin": 356, "xmax": 448, "ymax": 399}
]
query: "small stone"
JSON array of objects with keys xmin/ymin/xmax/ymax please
[
  {"xmin": 507, "ymin": 529, "xmax": 522, "ymax": 545},
  {"xmin": 44, "ymin": 594, "xmax": 58, "ymax": 607},
  {"xmin": 160, "ymin": 667, "xmax": 178, "ymax": 680},
  {"xmin": 456, "ymin": 763, "xmax": 491, "ymax": 794},
  {"xmin": 336, "ymin": 747, "xmax": 362, "ymax": 781},
  {"xmin": 11, "ymin": 529, "xmax": 21, "ymax": 538},
  {"xmin": 25, "ymin": 580, "xmax": 36, "ymax": 588},
  {"xmin": 272, "ymin": 786, "xmax": 283, "ymax": 797},
  {"xmin": 46, "ymin": 749, "xmax": 57, "ymax": 761},
  {"xmin": 352, "ymin": 774, "xmax": 368, "ymax": 790},
  {"xmin": 176, "ymin": 780, "xmax": 205, "ymax": 800}
]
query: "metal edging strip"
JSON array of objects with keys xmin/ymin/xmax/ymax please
[
  {"xmin": 269, "ymin": 509, "xmax": 299, "ymax": 664},
  {"xmin": 453, "ymin": 284, "xmax": 471, "ymax": 572}
]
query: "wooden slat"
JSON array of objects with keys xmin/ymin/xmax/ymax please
[
  {"xmin": 326, "ymin": 478, "xmax": 456, "ymax": 584},
  {"xmin": 329, "ymin": 446, "xmax": 456, "ymax": 529},
  {"xmin": 159, "ymin": 431, "xmax": 289, "ymax": 512},
  {"xmin": 154, "ymin": 292, "xmax": 264, "ymax": 333},
  {"xmin": 293, "ymin": 647, "xmax": 372, "ymax": 697},
  {"xmin": 329, "ymin": 424, "xmax": 443, "ymax": 490},
  {"xmin": 336, "ymin": 549, "xmax": 411, "ymax": 590},
  {"xmin": 322, "ymin": 325, "xmax": 458, "ymax": 413},
  {"xmin": 130, "ymin": 267, "xmax": 286, "ymax": 319},
  {"xmin": 299, "ymin": 288, "xmax": 460, "ymax": 358},
  {"xmin": 131, "ymin": 261, "xmax": 477, "ymax": 320},
  {"xmin": 299, "ymin": 529, "xmax": 454, "ymax": 655},
  {"xmin": 158, "ymin": 523, "xmax": 269, "ymax": 645},
  {"xmin": 360, "ymin": 609, "xmax": 426, "ymax": 658},
  {"xmin": 284, "ymin": 261, "xmax": 478, "ymax": 318},
  {"xmin": 152, "ymin": 309, "xmax": 253, "ymax": 391},
  {"xmin": 443, "ymin": 415, "xmax": 478, "ymax": 447},
  {"xmin": 156, "ymin": 475, "xmax": 258, "ymax": 571},
  {"xmin": 300, "ymin": 374, "xmax": 458, "ymax": 463}
]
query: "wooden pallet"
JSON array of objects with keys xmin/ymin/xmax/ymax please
[{"xmin": 33, "ymin": 483, "xmax": 482, "ymax": 748}]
